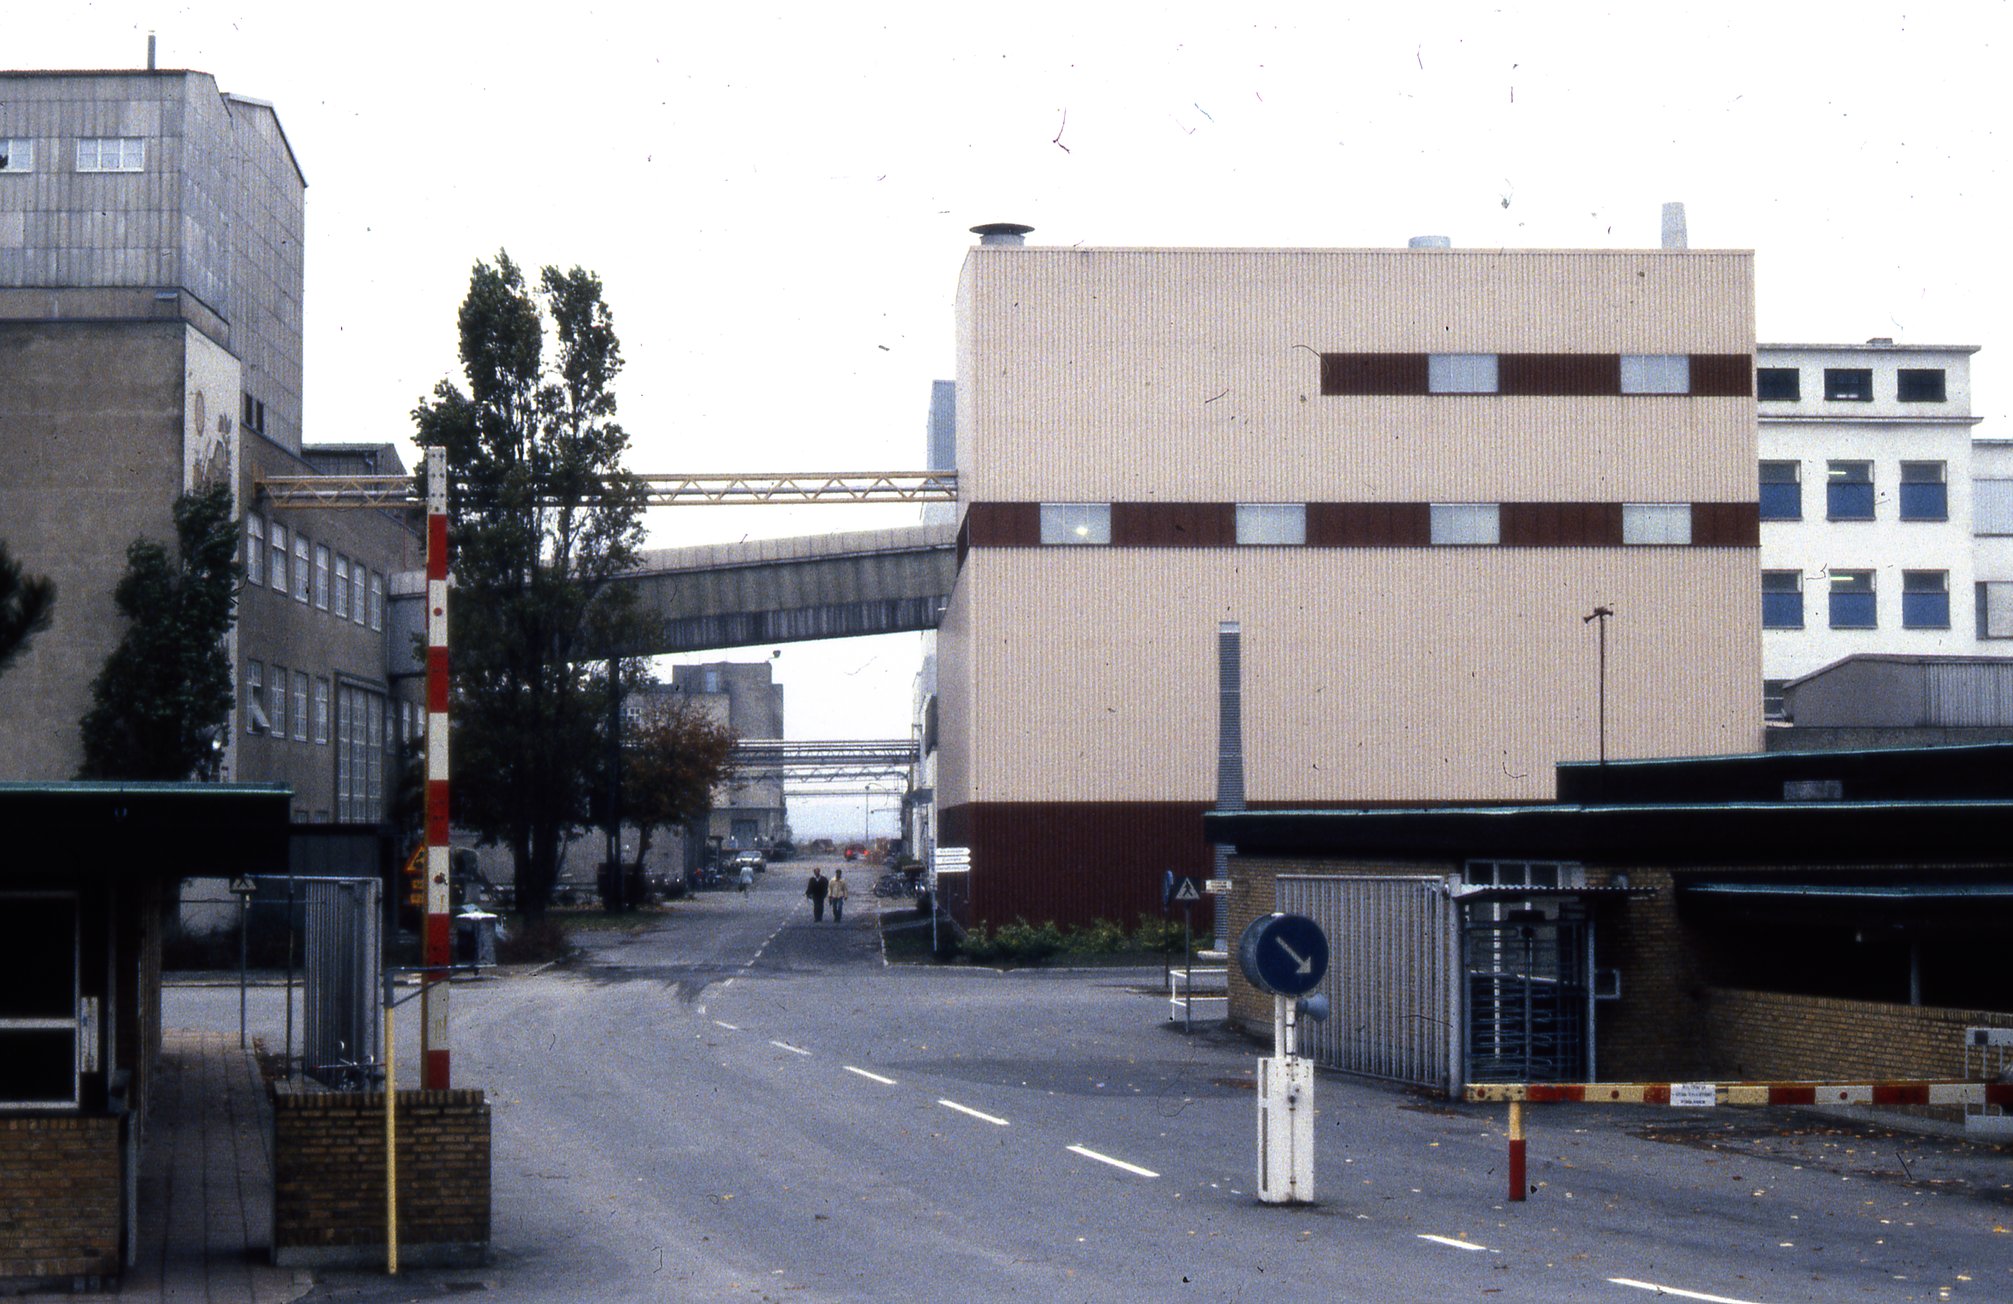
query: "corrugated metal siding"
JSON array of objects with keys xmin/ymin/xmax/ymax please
[
  {"xmin": 955, "ymin": 247, "xmax": 1755, "ymax": 505},
  {"xmin": 959, "ymin": 548, "xmax": 1761, "ymax": 804},
  {"xmin": 944, "ymin": 800, "xmax": 1216, "ymax": 928},
  {"xmin": 1925, "ymin": 662, "xmax": 2013, "ymax": 726},
  {"xmin": 1276, "ymin": 874, "xmax": 1459, "ymax": 1092}
]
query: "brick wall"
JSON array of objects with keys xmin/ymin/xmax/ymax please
[
  {"xmin": 1579, "ymin": 867, "xmax": 1720, "ymax": 1081},
  {"xmin": 0, "ymin": 1115, "xmax": 121, "ymax": 1281},
  {"xmin": 271, "ymin": 1085, "xmax": 489, "ymax": 1264},
  {"xmin": 1703, "ymin": 988, "xmax": 2013, "ymax": 1082}
]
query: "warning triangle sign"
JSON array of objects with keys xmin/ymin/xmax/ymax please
[{"xmin": 1172, "ymin": 877, "xmax": 1201, "ymax": 902}]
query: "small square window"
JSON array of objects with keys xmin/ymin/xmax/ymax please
[
  {"xmin": 1826, "ymin": 461, "xmax": 1874, "ymax": 520},
  {"xmin": 1763, "ymin": 678, "xmax": 1789, "ymax": 721},
  {"xmin": 1756, "ymin": 368, "xmax": 1800, "ymax": 401},
  {"xmin": 1234, "ymin": 504, "xmax": 1307, "ymax": 545},
  {"xmin": 1899, "ymin": 461, "xmax": 1947, "ymax": 522},
  {"xmin": 1824, "ymin": 368, "xmax": 1873, "ymax": 401},
  {"xmin": 1903, "ymin": 570, "xmax": 1950, "ymax": 629},
  {"xmin": 1429, "ymin": 503, "xmax": 1500, "ymax": 545},
  {"xmin": 1897, "ymin": 368, "xmax": 1947, "ymax": 403},
  {"xmin": 1427, "ymin": 354, "xmax": 1498, "ymax": 394},
  {"xmin": 75, "ymin": 137, "xmax": 144, "ymax": 172},
  {"xmin": 1759, "ymin": 461, "xmax": 1801, "ymax": 521},
  {"xmin": 1038, "ymin": 503, "xmax": 1111, "ymax": 545},
  {"xmin": 1622, "ymin": 503, "xmax": 1692, "ymax": 545},
  {"xmin": 1762, "ymin": 570, "xmax": 1804, "ymax": 628},
  {"xmin": 1828, "ymin": 570, "xmax": 1876, "ymax": 629},
  {"xmin": 0, "ymin": 138, "xmax": 32, "ymax": 173},
  {"xmin": 1619, "ymin": 355, "xmax": 1690, "ymax": 395}
]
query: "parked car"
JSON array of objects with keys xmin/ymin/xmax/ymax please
[{"xmin": 731, "ymin": 850, "xmax": 767, "ymax": 874}]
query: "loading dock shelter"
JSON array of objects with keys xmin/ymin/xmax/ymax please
[
  {"xmin": 0, "ymin": 782, "xmax": 290, "ymax": 1286},
  {"xmin": 1206, "ymin": 743, "xmax": 2013, "ymax": 1097}
]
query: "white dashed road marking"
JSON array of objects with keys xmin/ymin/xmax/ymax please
[
  {"xmin": 938, "ymin": 1099, "xmax": 1010, "ymax": 1126},
  {"xmin": 1609, "ymin": 1279, "xmax": 1765, "ymax": 1304},
  {"xmin": 1417, "ymin": 1234, "xmax": 1488, "ymax": 1252},
  {"xmin": 844, "ymin": 1066, "xmax": 897, "ymax": 1085},
  {"xmin": 712, "ymin": 1021, "xmax": 739, "ymax": 1031},
  {"xmin": 770, "ymin": 1039, "xmax": 812, "ymax": 1056},
  {"xmin": 1065, "ymin": 1144, "xmax": 1158, "ymax": 1178}
]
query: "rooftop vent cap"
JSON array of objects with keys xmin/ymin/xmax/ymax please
[
  {"xmin": 971, "ymin": 223, "xmax": 1034, "ymax": 247},
  {"xmin": 1866, "ymin": 336, "xmax": 1895, "ymax": 346},
  {"xmin": 1408, "ymin": 235, "xmax": 1452, "ymax": 249},
  {"xmin": 1661, "ymin": 202, "xmax": 1688, "ymax": 249}
]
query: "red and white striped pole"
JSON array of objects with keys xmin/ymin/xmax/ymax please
[{"xmin": 421, "ymin": 445, "xmax": 452, "ymax": 1090}]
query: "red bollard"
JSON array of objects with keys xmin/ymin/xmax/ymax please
[{"xmin": 1507, "ymin": 1099, "xmax": 1526, "ymax": 1202}]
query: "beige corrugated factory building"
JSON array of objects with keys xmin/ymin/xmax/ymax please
[{"xmin": 933, "ymin": 227, "xmax": 1763, "ymax": 928}]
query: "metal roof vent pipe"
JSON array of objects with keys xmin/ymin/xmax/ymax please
[
  {"xmin": 1662, "ymin": 202, "xmax": 1688, "ymax": 250},
  {"xmin": 1408, "ymin": 235, "xmax": 1452, "ymax": 249},
  {"xmin": 971, "ymin": 223, "xmax": 1034, "ymax": 247}
]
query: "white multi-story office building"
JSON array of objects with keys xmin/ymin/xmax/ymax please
[{"xmin": 1756, "ymin": 341, "xmax": 1984, "ymax": 715}]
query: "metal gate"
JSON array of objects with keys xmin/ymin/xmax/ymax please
[
  {"xmin": 1462, "ymin": 900, "xmax": 1590, "ymax": 1084},
  {"xmin": 302, "ymin": 876, "xmax": 382, "ymax": 1087},
  {"xmin": 1276, "ymin": 875, "xmax": 1461, "ymax": 1094}
]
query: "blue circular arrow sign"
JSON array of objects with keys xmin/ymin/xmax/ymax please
[{"xmin": 1237, "ymin": 913, "xmax": 1330, "ymax": 997}]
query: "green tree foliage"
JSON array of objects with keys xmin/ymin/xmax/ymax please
[
  {"xmin": 0, "ymin": 541, "xmax": 55, "ymax": 676},
  {"xmin": 621, "ymin": 688, "xmax": 739, "ymax": 874},
  {"xmin": 413, "ymin": 253, "xmax": 648, "ymax": 916},
  {"xmin": 77, "ymin": 483, "xmax": 240, "ymax": 780}
]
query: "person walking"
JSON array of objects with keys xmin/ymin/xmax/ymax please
[
  {"xmin": 828, "ymin": 869, "xmax": 848, "ymax": 923},
  {"xmin": 738, "ymin": 861, "xmax": 754, "ymax": 897},
  {"xmin": 805, "ymin": 867, "xmax": 830, "ymax": 922}
]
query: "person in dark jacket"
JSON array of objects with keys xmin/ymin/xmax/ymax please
[{"xmin": 805, "ymin": 868, "xmax": 830, "ymax": 921}]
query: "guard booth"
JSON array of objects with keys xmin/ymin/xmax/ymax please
[{"xmin": 0, "ymin": 782, "xmax": 291, "ymax": 1288}]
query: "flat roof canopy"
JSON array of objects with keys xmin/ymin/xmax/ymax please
[{"xmin": 0, "ymin": 782, "xmax": 293, "ymax": 880}]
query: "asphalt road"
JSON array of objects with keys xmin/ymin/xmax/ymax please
[{"xmin": 168, "ymin": 858, "xmax": 2013, "ymax": 1303}]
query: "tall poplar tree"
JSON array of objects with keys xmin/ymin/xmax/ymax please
[{"xmin": 413, "ymin": 253, "xmax": 648, "ymax": 916}]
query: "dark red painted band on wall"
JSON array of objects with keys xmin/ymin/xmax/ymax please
[
  {"xmin": 961, "ymin": 502, "xmax": 1760, "ymax": 550},
  {"xmin": 939, "ymin": 800, "xmax": 1217, "ymax": 929},
  {"xmin": 1112, "ymin": 502, "xmax": 1236, "ymax": 546},
  {"xmin": 1318, "ymin": 351, "xmax": 1755, "ymax": 397}
]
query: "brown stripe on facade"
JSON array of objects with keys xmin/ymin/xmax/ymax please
[
  {"xmin": 1306, "ymin": 502, "xmax": 1432, "ymax": 547},
  {"xmin": 1498, "ymin": 353, "xmax": 1621, "ymax": 396},
  {"xmin": 1111, "ymin": 502, "xmax": 1235, "ymax": 547},
  {"xmin": 961, "ymin": 501, "xmax": 1042, "ymax": 548},
  {"xmin": 1500, "ymin": 502, "xmax": 1624, "ymax": 546},
  {"xmin": 1688, "ymin": 353, "xmax": 1754, "ymax": 398},
  {"xmin": 1690, "ymin": 501, "xmax": 1761, "ymax": 546},
  {"xmin": 939, "ymin": 800, "xmax": 1215, "ymax": 929},
  {"xmin": 1320, "ymin": 352, "xmax": 1428, "ymax": 396}
]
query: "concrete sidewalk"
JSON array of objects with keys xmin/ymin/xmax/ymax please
[{"xmin": 75, "ymin": 1030, "xmax": 309, "ymax": 1303}]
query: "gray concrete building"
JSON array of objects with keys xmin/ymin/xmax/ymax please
[
  {"xmin": 663, "ymin": 661, "xmax": 786, "ymax": 848},
  {"xmin": 0, "ymin": 68, "xmax": 420, "ymax": 833}
]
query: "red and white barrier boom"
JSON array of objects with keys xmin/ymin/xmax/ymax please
[{"xmin": 1467, "ymin": 1080, "xmax": 2013, "ymax": 1202}]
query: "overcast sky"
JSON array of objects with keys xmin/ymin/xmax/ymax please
[{"xmin": 17, "ymin": 3, "xmax": 2010, "ymax": 835}]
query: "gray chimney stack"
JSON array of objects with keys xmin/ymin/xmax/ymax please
[{"xmin": 1661, "ymin": 202, "xmax": 1688, "ymax": 250}]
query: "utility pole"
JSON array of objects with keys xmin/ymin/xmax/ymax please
[
  {"xmin": 1583, "ymin": 605, "xmax": 1614, "ymax": 766},
  {"xmin": 605, "ymin": 655, "xmax": 624, "ymax": 912}
]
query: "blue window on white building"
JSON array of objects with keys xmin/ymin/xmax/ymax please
[
  {"xmin": 1826, "ymin": 462, "xmax": 1874, "ymax": 520},
  {"xmin": 1759, "ymin": 461, "xmax": 1801, "ymax": 520},
  {"xmin": 1762, "ymin": 571, "xmax": 1803, "ymax": 628},
  {"xmin": 1899, "ymin": 461, "xmax": 1947, "ymax": 521},
  {"xmin": 1902, "ymin": 570, "xmax": 1949, "ymax": 629},
  {"xmin": 1829, "ymin": 571, "xmax": 1876, "ymax": 629}
]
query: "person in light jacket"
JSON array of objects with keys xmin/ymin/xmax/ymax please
[{"xmin": 828, "ymin": 868, "xmax": 848, "ymax": 923}]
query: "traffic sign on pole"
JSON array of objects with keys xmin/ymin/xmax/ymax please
[{"xmin": 1237, "ymin": 912, "xmax": 1329, "ymax": 997}]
